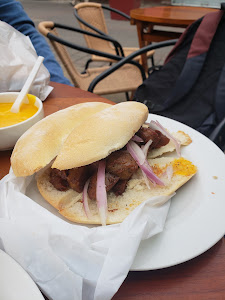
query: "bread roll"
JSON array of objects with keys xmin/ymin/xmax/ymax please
[
  {"xmin": 11, "ymin": 102, "xmax": 111, "ymax": 177},
  {"xmin": 52, "ymin": 102, "xmax": 149, "ymax": 170}
]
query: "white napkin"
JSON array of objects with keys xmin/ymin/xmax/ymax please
[
  {"xmin": 0, "ymin": 21, "xmax": 53, "ymax": 100},
  {"xmin": 0, "ymin": 169, "xmax": 172, "ymax": 300}
]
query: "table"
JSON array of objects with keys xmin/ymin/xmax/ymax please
[
  {"xmin": 130, "ymin": 6, "xmax": 218, "ymax": 70},
  {"xmin": 1, "ymin": 82, "xmax": 225, "ymax": 299},
  {"xmin": 114, "ymin": 239, "xmax": 225, "ymax": 299}
]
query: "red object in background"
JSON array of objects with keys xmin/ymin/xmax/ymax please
[{"xmin": 109, "ymin": 0, "xmax": 141, "ymax": 20}]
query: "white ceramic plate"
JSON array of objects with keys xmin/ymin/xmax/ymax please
[
  {"xmin": 131, "ymin": 114, "xmax": 225, "ymax": 270},
  {"xmin": 25, "ymin": 113, "xmax": 225, "ymax": 272},
  {"xmin": 0, "ymin": 249, "xmax": 44, "ymax": 300}
]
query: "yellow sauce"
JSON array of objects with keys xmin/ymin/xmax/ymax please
[
  {"xmin": 151, "ymin": 157, "xmax": 197, "ymax": 178},
  {"xmin": 152, "ymin": 164, "xmax": 164, "ymax": 177},
  {"xmin": 172, "ymin": 157, "xmax": 197, "ymax": 176},
  {"xmin": 0, "ymin": 94, "xmax": 38, "ymax": 128}
]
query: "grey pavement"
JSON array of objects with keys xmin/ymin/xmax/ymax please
[{"xmin": 21, "ymin": 0, "xmax": 176, "ymax": 103}]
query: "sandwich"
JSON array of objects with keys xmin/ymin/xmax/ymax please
[{"xmin": 11, "ymin": 101, "xmax": 197, "ymax": 226}]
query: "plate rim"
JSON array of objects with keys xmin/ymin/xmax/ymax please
[
  {"xmin": 0, "ymin": 249, "xmax": 44, "ymax": 300},
  {"xmin": 131, "ymin": 113, "xmax": 225, "ymax": 271}
]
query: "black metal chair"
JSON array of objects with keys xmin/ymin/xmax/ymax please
[
  {"xmin": 38, "ymin": 21, "xmax": 175, "ymax": 100},
  {"xmin": 73, "ymin": 2, "xmax": 155, "ymax": 72},
  {"xmin": 88, "ymin": 43, "xmax": 225, "ymax": 151}
]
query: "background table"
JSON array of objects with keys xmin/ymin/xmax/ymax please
[
  {"xmin": 130, "ymin": 6, "xmax": 218, "ymax": 70},
  {"xmin": 1, "ymin": 82, "xmax": 225, "ymax": 299}
]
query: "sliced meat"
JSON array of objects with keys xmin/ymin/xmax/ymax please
[
  {"xmin": 154, "ymin": 130, "xmax": 170, "ymax": 148},
  {"xmin": 106, "ymin": 150, "xmax": 138, "ymax": 180},
  {"xmin": 137, "ymin": 127, "xmax": 160, "ymax": 148},
  {"xmin": 137, "ymin": 127, "xmax": 170, "ymax": 149},
  {"xmin": 113, "ymin": 179, "xmax": 128, "ymax": 196},
  {"xmin": 50, "ymin": 168, "xmax": 69, "ymax": 191},
  {"xmin": 88, "ymin": 172, "xmax": 119, "ymax": 200},
  {"xmin": 67, "ymin": 166, "xmax": 90, "ymax": 193},
  {"xmin": 86, "ymin": 174, "xmax": 97, "ymax": 200},
  {"xmin": 87, "ymin": 161, "xmax": 99, "ymax": 174}
]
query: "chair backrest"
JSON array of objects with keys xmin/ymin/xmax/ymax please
[
  {"xmin": 38, "ymin": 21, "xmax": 81, "ymax": 87},
  {"xmin": 38, "ymin": 21, "xmax": 146, "ymax": 97},
  {"xmin": 74, "ymin": 2, "xmax": 113, "ymax": 53}
]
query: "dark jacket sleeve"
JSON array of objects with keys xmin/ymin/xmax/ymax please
[{"xmin": 0, "ymin": 0, "xmax": 72, "ymax": 86}]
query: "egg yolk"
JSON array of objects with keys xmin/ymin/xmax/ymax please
[{"xmin": 0, "ymin": 94, "xmax": 38, "ymax": 128}]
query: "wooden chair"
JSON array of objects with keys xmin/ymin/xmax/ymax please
[
  {"xmin": 38, "ymin": 21, "xmax": 147, "ymax": 99},
  {"xmin": 74, "ymin": 2, "xmax": 155, "ymax": 72}
]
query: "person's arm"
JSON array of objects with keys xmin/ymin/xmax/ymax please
[{"xmin": 0, "ymin": 0, "xmax": 72, "ymax": 86}]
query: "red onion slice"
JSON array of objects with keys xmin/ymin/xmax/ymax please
[
  {"xmin": 127, "ymin": 140, "xmax": 146, "ymax": 166},
  {"xmin": 166, "ymin": 165, "xmax": 173, "ymax": 182},
  {"xmin": 131, "ymin": 134, "xmax": 144, "ymax": 143},
  {"xmin": 82, "ymin": 179, "xmax": 92, "ymax": 219},
  {"xmin": 96, "ymin": 160, "xmax": 107, "ymax": 226},
  {"xmin": 127, "ymin": 141, "xmax": 164, "ymax": 186},
  {"xmin": 141, "ymin": 169, "xmax": 151, "ymax": 189},
  {"xmin": 141, "ymin": 139, "xmax": 153, "ymax": 158},
  {"xmin": 149, "ymin": 120, "xmax": 181, "ymax": 156},
  {"xmin": 141, "ymin": 161, "xmax": 165, "ymax": 186}
]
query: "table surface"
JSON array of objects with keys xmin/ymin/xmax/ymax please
[
  {"xmin": 130, "ymin": 6, "xmax": 219, "ymax": 76},
  {"xmin": 130, "ymin": 6, "xmax": 218, "ymax": 26},
  {"xmin": 1, "ymin": 82, "xmax": 225, "ymax": 299}
]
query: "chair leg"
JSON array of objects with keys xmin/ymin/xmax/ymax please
[
  {"xmin": 125, "ymin": 92, "xmax": 130, "ymax": 101},
  {"xmin": 81, "ymin": 59, "xmax": 93, "ymax": 74},
  {"xmin": 130, "ymin": 90, "xmax": 135, "ymax": 100},
  {"xmin": 151, "ymin": 55, "xmax": 155, "ymax": 68}
]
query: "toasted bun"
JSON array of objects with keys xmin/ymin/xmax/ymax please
[
  {"xmin": 37, "ymin": 156, "xmax": 197, "ymax": 225},
  {"xmin": 52, "ymin": 102, "xmax": 149, "ymax": 170},
  {"xmin": 11, "ymin": 102, "xmax": 111, "ymax": 177}
]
